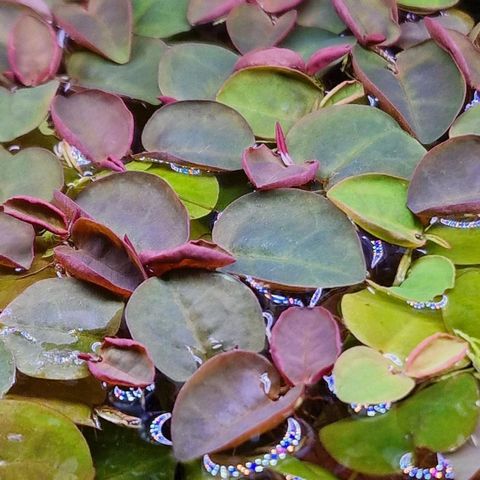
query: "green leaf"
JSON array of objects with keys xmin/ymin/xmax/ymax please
[
  {"xmin": 0, "ymin": 341, "xmax": 15, "ymax": 398},
  {"xmin": 368, "ymin": 255, "xmax": 455, "ymax": 302},
  {"xmin": 341, "ymin": 289, "xmax": 446, "ymax": 360},
  {"xmin": 0, "ymin": 399, "xmax": 94, "ymax": 479},
  {"xmin": 396, "ymin": 0, "xmax": 460, "ymax": 13},
  {"xmin": 141, "ymin": 100, "xmax": 254, "ymax": 171},
  {"xmin": 212, "ymin": 189, "xmax": 366, "ymax": 289},
  {"xmin": 0, "ymin": 80, "xmax": 58, "ymax": 141},
  {"xmin": 132, "ymin": 0, "xmax": 190, "ymax": 38},
  {"xmin": 352, "ymin": 41, "xmax": 465, "ymax": 144},
  {"xmin": 443, "ymin": 269, "xmax": 480, "ymax": 340},
  {"xmin": 327, "ymin": 174, "xmax": 425, "ymax": 248},
  {"xmin": 272, "ymin": 457, "xmax": 339, "ymax": 480},
  {"xmin": 66, "ymin": 36, "xmax": 166, "ymax": 105},
  {"xmin": 0, "ymin": 278, "xmax": 123, "ymax": 380},
  {"xmin": 319, "ymin": 80, "xmax": 366, "ymax": 107},
  {"xmin": 450, "ymin": 104, "xmax": 480, "ymax": 137},
  {"xmin": 287, "ymin": 105, "xmax": 426, "ymax": 188},
  {"xmin": 297, "ymin": 0, "xmax": 346, "ymax": 34},
  {"xmin": 85, "ymin": 421, "xmax": 175, "ymax": 479},
  {"xmin": 126, "ymin": 272, "xmax": 266, "ymax": 382},
  {"xmin": 217, "ymin": 66, "xmax": 323, "ymax": 139},
  {"xmin": 158, "ymin": 43, "xmax": 237, "ymax": 100}
]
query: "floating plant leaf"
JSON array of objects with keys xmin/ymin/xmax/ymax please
[
  {"xmin": 443, "ymin": 269, "xmax": 480, "ymax": 340},
  {"xmin": 341, "ymin": 289, "xmax": 447, "ymax": 360},
  {"xmin": 333, "ymin": 346, "xmax": 415, "ymax": 404},
  {"xmin": 234, "ymin": 47, "xmax": 306, "ymax": 72},
  {"xmin": 0, "ymin": 277, "xmax": 123, "ymax": 380},
  {"xmin": 51, "ymin": 90, "xmax": 134, "ymax": 171},
  {"xmin": 0, "ymin": 399, "xmax": 95, "ymax": 479},
  {"xmin": 75, "ymin": 171, "xmax": 190, "ymax": 253},
  {"xmin": 327, "ymin": 174, "xmax": 425, "ymax": 248},
  {"xmin": 0, "ymin": 80, "xmax": 58, "ymax": 142},
  {"xmin": 7, "ymin": 14, "xmax": 61, "ymax": 86},
  {"xmin": 270, "ymin": 306, "xmax": 341, "ymax": 386},
  {"xmin": 450, "ymin": 104, "xmax": 480, "ymax": 137},
  {"xmin": 319, "ymin": 80, "xmax": 365, "ymax": 107},
  {"xmin": 0, "ymin": 341, "xmax": 15, "ymax": 398},
  {"xmin": 158, "ymin": 43, "xmax": 237, "ymax": 101},
  {"xmin": 126, "ymin": 272, "xmax": 265, "ymax": 381},
  {"xmin": 396, "ymin": 0, "xmax": 460, "ymax": 12},
  {"xmin": 271, "ymin": 457, "xmax": 339, "ymax": 480},
  {"xmin": 217, "ymin": 66, "xmax": 323, "ymax": 139},
  {"xmin": 212, "ymin": 189, "xmax": 366, "ymax": 289},
  {"xmin": 0, "ymin": 213, "xmax": 34, "ymax": 270},
  {"xmin": 54, "ymin": 0, "xmax": 132, "ymax": 64},
  {"xmin": 286, "ymin": 105, "xmax": 426, "ymax": 188},
  {"xmin": 0, "ymin": 147, "xmax": 63, "ymax": 204},
  {"xmin": 226, "ymin": 3, "xmax": 297, "ymax": 54},
  {"xmin": 297, "ymin": 0, "xmax": 346, "ymax": 33},
  {"xmin": 85, "ymin": 421, "xmax": 175, "ymax": 479},
  {"xmin": 352, "ymin": 41, "xmax": 465, "ymax": 144},
  {"xmin": 331, "ymin": 0, "xmax": 400, "ymax": 46},
  {"xmin": 54, "ymin": 217, "xmax": 146, "ymax": 298},
  {"xmin": 405, "ymin": 333, "xmax": 468, "ymax": 378},
  {"xmin": 66, "ymin": 36, "xmax": 166, "ymax": 105},
  {"xmin": 171, "ymin": 350, "xmax": 303, "ymax": 461},
  {"xmin": 305, "ymin": 44, "xmax": 352, "ymax": 75},
  {"xmin": 187, "ymin": 0, "xmax": 244, "ymax": 25},
  {"xmin": 368, "ymin": 255, "xmax": 455, "ymax": 302},
  {"xmin": 408, "ymin": 136, "xmax": 480, "ymax": 217},
  {"xmin": 141, "ymin": 101, "xmax": 255, "ymax": 171},
  {"xmin": 256, "ymin": 0, "xmax": 303, "ymax": 13},
  {"xmin": 132, "ymin": 0, "xmax": 190, "ymax": 38}
]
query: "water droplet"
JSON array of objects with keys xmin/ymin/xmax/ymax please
[
  {"xmin": 8, "ymin": 145, "xmax": 20, "ymax": 152},
  {"xmin": 185, "ymin": 345, "xmax": 203, "ymax": 367},
  {"xmin": 7, "ymin": 433, "xmax": 23, "ymax": 442}
]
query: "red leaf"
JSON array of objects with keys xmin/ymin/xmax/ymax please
[
  {"xmin": 243, "ymin": 144, "xmax": 319, "ymax": 190},
  {"xmin": 54, "ymin": 217, "xmax": 146, "ymax": 298},
  {"xmin": 270, "ymin": 307, "xmax": 342, "ymax": 385},
  {"xmin": 3, "ymin": 195, "xmax": 68, "ymax": 236},
  {"xmin": 0, "ymin": 212, "xmax": 34, "ymax": 270},
  {"xmin": 171, "ymin": 350, "xmax": 303, "ymax": 461},
  {"xmin": 7, "ymin": 14, "xmax": 61, "ymax": 86},
  {"xmin": 234, "ymin": 47, "xmax": 306, "ymax": 72},
  {"xmin": 305, "ymin": 44, "xmax": 352, "ymax": 75},
  {"xmin": 51, "ymin": 90, "xmax": 133, "ymax": 171},
  {"xmin": 187, "ymin": 0, "xmax": 244, "ymax": 25},
  {"xmin": 83, "ymin": 337, "xmax": 155, "ymax": 387}
]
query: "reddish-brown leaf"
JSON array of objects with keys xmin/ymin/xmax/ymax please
[
  {"xmin": 51, "ymin": 90, "xmax": 133, "ymax": 171},
  {"xmin": 270, "ymin": 307, "xmax": 342, "ymax": 385},
  {"xmin": 171, "ymin": 350, "xmax": 303, "ymax": 461},
  {"xmin": 81, "ymin": 337, "xmax": 155, "ymax": 387},
  {"xmin": 305, "ymin": 44, "xmax": 352, "ymax": 75},
  {"xmin": 140, "ymin": 239, "xmax": 235, "ymax": 277},
  {"xmin": 234, "ymin": 47, "xmax": 306, "ymax": 72},
  {"xmin": 0, "ymin": 212, "xmax": 34, "ymax": 269},
  {"xmin": 3, "ymin": 195, "xmax": 68, "ymax": 236},
  {"xmin": 52, "ymin": 190, "xmax": 90, "ymax": 229},
  {"xmin": 54, "ymin": 217, "xmax": 146, "ymax": 298}
]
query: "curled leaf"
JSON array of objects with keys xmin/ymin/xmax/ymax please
[{"xmin": 305, "ymin": 44, "xmax": 352, "ymax": 75}]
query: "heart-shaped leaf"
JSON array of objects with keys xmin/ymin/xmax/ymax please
[
  {"xmin": 66, "ymin": 36, "xmax": 166, "ymax": 105},
  {"xmin": 126, "ymin": 272, "xmax": 266, "ymax": 381},
  {"xmin": 187, "ymin": 0, "xmax": 244, "ymax": 25},
  {"xmin": 443, "ymin": 269, "xmax": 480, "ymax": 340},
  {"xmin": 142, "ymin": 100, "xmax": 254, "ymax": 171},
  {"xmin": 226, "ymin": 3, "xmax": 297, "ymax": 54},
  {"xmin": 242, "ymin": 144, "xmax": 319, "ymax": 190},
  {"xmin": 82, "ymin": 337, "xmax": 155, "ymax": 387},
  {"xmin": 405, "ymin": 333, "xmax": 468, "ymax": 378},
  {"xmin": 341, "ymin": 289, "xmax": 447, "ymax": 360},
  {"xmin": 212, "ymin": 189, "xmax": 366, "ymax": 288},
  {"xmin": 286, "ymin": 105, "xmax": 425, "ymax": 188},
  {"xmin": 0, "ymin": 277, "xmax": 124, "ymax": 379},
  {"xmin": 51, "ymin": 90, "xmax": 134, "ymax": 171},
  {"xmin": 54, "ymin": 0, "xmax": 132, "ymax": 64},
  {"xmin": 270, "ymin": 306, "xmax": 341, "ymax": 386},
  {"xmin": 234, "ymin": 47, "xmax": 306, "ymax": 71},
  {"xmin": 450, "ymin": 104, "xmax": 480, "ymax": 137},
  {"xmin": 352, "ymin": 41, "xmax": 465, "ymax": 144},
  {"xmin": 327, "ymin": 174, "xmax": 425, "ymax": 248},
  {"xmin": 132, "ymin": 0, "xmax": 190, "ymax": 38},
  {"xmin": 0, "ymin": 399, "xmax": 95, "ymax": 479},
  {"xmin": 0, "ymin": 213, "xmax": 34, "ymax": 270},
  {"xmin": 74, "ymin": 171, "xmax": 190, "ymax": 253},
  {"xmin": 217, "ymin": 66, "xmax": 323, "ymax": 139},
  {"xmin": 171, "ymin": 350, "xmax": 303, "ymax": 461},
  {"xmin": 297, "ymin": 0, "xmax": 346, "ymax": 33},
  {"xmin": 408, "ymin": 136, "xmax": 480, "ymax": 217},
  {"xmin": 7, "ymin": 14, "xmax": 61, "ymax": 86},
  {"xmin": 158, "ymin": 43, "xmax": 237, "ymax": 101},
  {"xmin": 368, "ymin": 255, "xmax": 455, "ymax": 302},
  {"xmin": 0, "ymin": 147, "xmax": 63, "ymax": 204},
  {"xmin": 333, "ymin": 346, "xmax": 415, "ymax": 404},
  {"xmin": 3, "ymin": 196, "xmax": 68, "ymax": 236},
  {"xmin": 332, "ymin": 0, "xmax": 400, "ymax": 46},
  {"xmin": 54, "ymin": 217, "xmax": 146, "ymax": 298},
  {"xmin": 0, "ymin": 80, "xmax": 58, "ymax": 141}
]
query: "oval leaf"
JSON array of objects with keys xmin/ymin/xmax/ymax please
[
  {"xmin": 234, "ymin": 47, "xmax": 306, "ymax": 71},
  {"xmin": 450, "ymin": 103, "xmax": 480, "ymax": 137}
]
